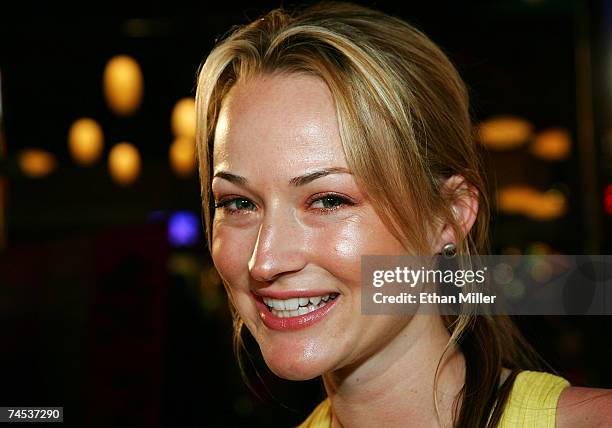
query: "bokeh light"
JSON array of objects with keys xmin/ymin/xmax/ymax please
[
  {"xmin": 18, "ymin": 149, "xmax": 57, "ymax": 178},
  {"xmin": 493, "ymin": 262, "xmax": 514, "ymax": 285},
  {"xmin": 169, "ymin": 137, "xmax": 196, "ymax": 177},
  {"xmin": 68, "ymin": 118, "xmax": 104, "ymax": 166},
  {"xmin": 530, "ymin": 128, "xmax": 572, "ymax": 161},
  {"xmin": 497, "ymin": 186, "xmax": 566, "ymax": 220},
  {"xmin": 531, "ymin": 259, "xmax": 553, "ymax": 283},
  {"xmin": 525, "ymin": 189, "xmax": 566, "ymax": 221},
  {"xmin": 477, "ymin": 116, "xmax": 534, "ymax": 150},
  {"xmin": 168, "ymin": 210, "xmax": 199, "ymax": 247},
  {"xmin": 171, "ymin": 98, "xmax": 196, "ymax": 139},
  {"xmin": 103, "ymin": 55, "xmax": 144, "ymax": 116},
  {"xmin": 497, "ymin": 185, "xmax": 540, "ymax": 214},
  {"xmin": 108, "ymin": 142, "xmax": 141, "ymax": 186},
  {"xmin": 604, "ymin": 184, "xmax": 612, "ymax": 215}
]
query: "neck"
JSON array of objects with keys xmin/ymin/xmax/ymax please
[{"xmin": 322, "ymin": 314, "xmax": 465, "ymax": 428}]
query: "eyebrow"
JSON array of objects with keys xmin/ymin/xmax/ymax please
[{"xmin": 213, "ymin": 166, "xmax": 351, "ymax": 187}]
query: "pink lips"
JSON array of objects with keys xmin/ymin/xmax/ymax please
[{"xmin": 253, "ymin": 292, "xmax": 340, "ymax": 331}]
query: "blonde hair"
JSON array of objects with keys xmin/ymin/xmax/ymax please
[{"xmin": 195, "ymin": 2, "xmax": 544, "ymax": 426}]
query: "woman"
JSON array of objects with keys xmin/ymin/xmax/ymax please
[{"xmin": 195, "ymin": 2, "xmax": 612, "ymax": 426}]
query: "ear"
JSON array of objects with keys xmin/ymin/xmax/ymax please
[{"xmin": 434, "ymin": 175, "xmax": 479, "ymax": 253}]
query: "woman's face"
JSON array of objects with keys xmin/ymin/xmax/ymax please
[{"xmin": 211, "ymin": 72, "xmax": 412, "ymax": 380}]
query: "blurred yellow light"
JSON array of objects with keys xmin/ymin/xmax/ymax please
[
  {"xmin": 171, "ymin": 98, "xmax": 196, "ymax": 139},
  {"xmin": 530, "ymin": 128, "xmax": 572, "ymax": 161},
  {"xmin": 478, "ymin": 116, "xmax": 533, "ymax": 150},
  {"xmin": 103, "ymin": 55, "xmax": 143, "ymax": 116},
  {"xmin": 68, "ymin": 118, "xmax": 104, "ymax": 166},
  {"xmin": 169, "ymin": 137, "xmax": 195, "ymax": 177},
  {"xmin": 497, "ymin": 186, "xmax": 566, "ymax": 221},
  {"xmin": 18, "ymin": 149, "xmax": 56, "ymax": 178},
  {"xmin": 524, "ymin": 190, "xmax": 566, "ymax": 221},
  {"xmin": 108, "ymin": 142, "xmax": 141, "ymax": 185},
  {"xmin": 496, "ymin": 186, "xmax": 539, "ymax": 214}
]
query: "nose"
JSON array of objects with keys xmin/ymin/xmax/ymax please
[{"xmin": 248, "ymin": 206, "xmax": 307, "ymax": 283}]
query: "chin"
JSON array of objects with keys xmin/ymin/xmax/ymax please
[
  {"xmin": 259, "ymin": 339, "xmax": 332, "ymax": 381},
  {"xmin": 264, "ymin": 357, "xmax": 326, "ymax": 381}
]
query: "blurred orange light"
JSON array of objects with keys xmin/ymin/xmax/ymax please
[
  {"xmin": 478, "ymin": 116, "xmax": 533, "ymax": 150},
  {"xmin": 103, "ymin": 55, "xmax": 144, "ymax": 116},
  {"xmin": 530, "ymin": 128, "xmax": 572, "ymax": 161},
  {"xmin": 18, "ymin": 149, "xmax": 56, "ymax": 178},
  {"xmin": 497, "ymin": 186, "xmax": 566, "ymax": 221},
  {"xmin": 169, "ymin": 137, "xmax": 196, "ymax": 177},
  {"xmin": 524, "ymin": 190, "xmax": 567, "ymax": 221},
  {"xmin": 496, "ymin": 186, "xmax": 540, "ymax": 214},
  {"xmin": 108, "ymin": 142, "xmax": 141, "ymax": 185},
  {"xmin": 171, "ymin": 98, "xmax": 196, "ymax": 139},
  {"xmin": 68, "ymin": 118, "xmax": 104, "ymax": 166}
]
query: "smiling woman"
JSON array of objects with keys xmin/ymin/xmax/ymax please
[{"xmin": 194, "ymin": 2, "xmax": 610, "ymax": 427}]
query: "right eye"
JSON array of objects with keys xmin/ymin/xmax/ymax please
[{"xmin": 214, "ymin": 198, "xmax": 257, "ymax": 214}]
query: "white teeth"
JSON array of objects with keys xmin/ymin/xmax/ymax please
[
  {"xmin": 263, "ymin": 293, "xmax": 338, "ymax": 317},
  {"xmin": 263, "ymin": 297, "xmax": 286, "ymax": 310},
  {"xmin": 285, "ymin": 298, "xmax": 299, "ymax": 311}
]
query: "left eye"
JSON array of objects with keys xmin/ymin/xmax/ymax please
[{"xmin": 310, "ymin": 195, "xmax": 352, "ymax": 211}]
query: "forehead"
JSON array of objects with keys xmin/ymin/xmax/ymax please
[{"xmin": 213, "ymin": 72, "xmax": 346, "ymax": 172}]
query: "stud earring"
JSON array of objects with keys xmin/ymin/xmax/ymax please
[{"xmin": 441, "ymin": 242, "xmax": 457, "ymax": 258}]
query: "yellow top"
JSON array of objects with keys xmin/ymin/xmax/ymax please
[{"xmin": 297, "ymin": 370, "xmax": 570, "ymax": 428}]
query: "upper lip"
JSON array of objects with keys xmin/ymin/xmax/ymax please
[{"xmin": 252, "ymin": 289, "xmax": 340, "ymax": 300}]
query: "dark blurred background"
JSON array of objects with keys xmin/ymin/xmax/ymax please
[{"xmin": 0, "ymin": 0, "xmax": 611, "ymax": 427}]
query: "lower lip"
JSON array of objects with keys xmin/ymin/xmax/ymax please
[{"xmin": 254, "ymin": 294, "xmax": 340, "ymax": 331}]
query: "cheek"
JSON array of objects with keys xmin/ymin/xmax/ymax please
[
  {"xmin": 305, "ymin": 213, "xmax": 405, "ymax": 290},
  {"xmin": 306, "ymin": 217, "xmax": 372, "ymax": 288},
  {"xmin": 211, "ymin": 223, "xmax": 255, "ymax": 288},
  {"xmin": 211, "ymin": 223, "xmax": 262, "ymax": 335}
]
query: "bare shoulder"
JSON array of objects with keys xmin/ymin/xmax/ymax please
[{"xmin": 556, "ymin": 385, "xmax": 612, "ymax": 428}]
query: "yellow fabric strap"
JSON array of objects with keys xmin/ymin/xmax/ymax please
[
  {"xmin": 296, "ymin": 370, "xmax": 569, "ymax": 428},
  {"xmin": 498, "ymin": 370, "xmax": 570, "ymax": 428}
]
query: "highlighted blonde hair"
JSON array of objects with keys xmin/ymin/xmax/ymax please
[{"xmin": 195, "ymin": 2, "xmax": 543, "ymax": 426}]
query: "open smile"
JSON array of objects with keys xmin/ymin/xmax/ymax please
[{"xmin": 252, "ymin": 292, "xmax": 340, "ymax": 331}]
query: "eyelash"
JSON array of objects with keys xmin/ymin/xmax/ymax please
[{"xmin": 213, "ymin": 193, "xmax": 355, "ymax": 216}]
